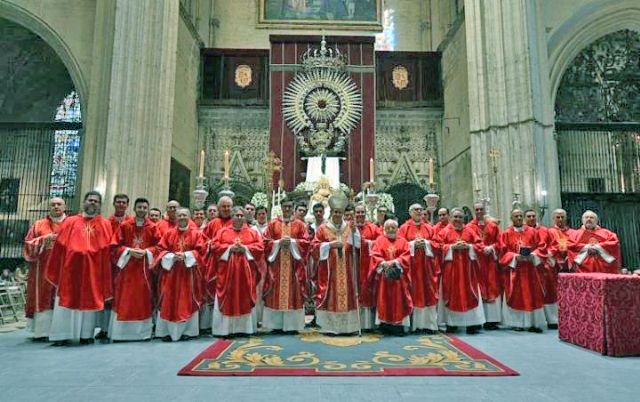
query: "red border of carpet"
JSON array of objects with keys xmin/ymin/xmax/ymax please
[{"xmin": 178, "ymin": 336, "xmax": 519, "ymax": 377}]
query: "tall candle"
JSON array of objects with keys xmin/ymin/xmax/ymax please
[
  {"xmin": 199, "ymin": 150, "xmax": 205, "ymax": 177},
  {"xmin": 429, "ymin": 158, "xmax": 434, "ymax": 184},
  {"xmin": 369, "ymin": 158, "xmax": 374, "ymax": 182},
  {"xmin": 224, "ymin": 150, "xmax": 230, "ymax": 179}
]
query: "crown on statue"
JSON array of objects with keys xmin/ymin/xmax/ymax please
[{"xmin": 301, "ymin": 36, "xmax": 346, "ymax": 71}]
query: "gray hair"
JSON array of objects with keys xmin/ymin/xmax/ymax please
[
  {"xmin": 409, "ymin": 203, "xmax": 423, "ymax": 212},
  {"xmin": 552, "ymin": 208, "xmax": 567, "ymax": 217},
  {"xmin": 450, "ymin": 207, "xmax": 464, "ymax": 216},
  {"xmin": 218, "ymin": 196, "xmax": 233, "ymax": 207},
  {"xmin": 231, "ymin": 206, "xmax": 245, "ymax": 215},
  {"xmin": 383, "ymin": 219, "xmax": 399, "ymax": 229},
  {"xmin": 581, "ymin": 210, "xmax": 598, "ymax": 223},
  {"xmin": 176, "ymin": 207, "xmax": 191, "ymax": 216}
]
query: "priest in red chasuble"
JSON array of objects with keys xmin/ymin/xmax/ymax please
[
  {"xmin": 311, "ymin": 192, "xmax": 361, "ymax": 335},
  {"xmin": 354, "ymin": 203, "xmax": 381, "ymax": 330},
  {"xmin": 498, "ymin": 209, "xmax": 547, "ymax": 333},
  {"xmin": 466, "ymin": 202, "xmax": 502, "ymax": 330},
  {"xmin": 23, "ymin": 197, "xmax": 67, "ymax": 340},
  {"xmin": 432, "ymin": 208, "xmax": 450, "ymax": 237},
  {"xmin": 262, "ymin": 198, "xmax": 309, "ymax": 332},
  {"xmin": 398, "ymin": 203, "xmax": 439, "ymax": 333},
  {"xmin": 154, "ymin": 208, "xmax": 207, "ymax": 342},
  {"xmin": 46, "ymin": 191, "xmax": 113, "ymax": 345},
  {"xmin": 210, "ymin": 206, "xmax": 264, "ymax": 336},
  {"xmin": 201, "ymin": 196, "xmax": 233, "ymax": 334},
  {"xmin": 156, "ymin": 200, "xmax": 180, "ymax": 237},
  {"xmin": 109, "ymin": 198, "xmax": 160, "ymax": 341},
  {"xmin": 436, "ymin": 208, "xmax": 485, "ymax": 334},
  {"xmin": 547, "ymin": 209, "xmax": 574, "ymax": 329},
  {"xmin": 568, "ymin": 210, "xmax": 621, "ymax": 274},
  {"xmin": 369, "ymin": 220, "xmax": 412, "ymax": 333}
]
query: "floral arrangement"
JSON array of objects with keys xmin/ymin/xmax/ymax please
[
  {"xmin": 293, "ymin": 181, "xmax": 352, "ymax": 194},
  {"xmin": 376, "ymin": 192, "xmax": 395, "ymax": 212},
  {"xmin": 250, "ymin": 192, "xmax": 269, "ymax": 208}
]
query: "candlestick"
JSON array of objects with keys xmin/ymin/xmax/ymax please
[
  {"xmin": 369, "ymin": 158, "xmax": 374, "ymax": 182},
  {"xmin": 224, "ymin": 150, "xmax": 230, "ymax": 179},
  {"xmin": 199, "ymin": 150, "xmax": 205, "ymax": 177},
  {"xmin": 429, "ymin": 158, "xmax": 434, "ymax": 185}
]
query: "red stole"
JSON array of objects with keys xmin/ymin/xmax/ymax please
[
  {"xmin": 45, "ymin": 215, "xmax": 113, "ymax": 310},
  {"xmin": 311, "ymin": 222, "xmax": 358, "ymax": 313},
  {"xmin": 263, "ymin": 217, "xmax": 309, "ymax": 310}
]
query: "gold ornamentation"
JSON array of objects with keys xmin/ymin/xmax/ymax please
[
  {"xmin": 278, "ymin": 222, "xmax": 292, "ymax": 310},
  {"xmin": 234, "ymin": 64, "xmax": 253, "ymax": 88},
  {"xmin": 299, "ymin": 331, "xmax": 382, "ymax": 347},
  {"xmin": 195, "ymin": 334, "xmax": 503, "ymax": 373},
  {"xmin": 392, "ymin": 65, "xmax": 409, "ymax": 90}
]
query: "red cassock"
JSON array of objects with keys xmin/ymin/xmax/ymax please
[
  {"xmin": 112, "ymin": 218, "xmax": 160, "ymax": 321},
  {"xmin": 548, "ymin": 226, "xmax": 574, "ymax": 272},
  {"xmin": 437, "ymin": 226, "xmax": 482, "ymax": 312},
  {"xmin": 211, "ymin": 225, "xmax": 264, "ymax": 317},
  {"xmin": 356, "ymin": 222, "xmax": 381, "ymax": 308},
  {"xmin": 432, "ymin": 221, "xmax": 450, "ymax": 238},
  {"xmin": 466, "ymin": 219, "xmax": 502, "ymax": 303},
  {"xmin": 23, "ymin": 216, "xmax": 64, "ymax": 318},
  {"xmin": 498, "ymin": 226, "xmax": 546, "ymax": 312},
  {"xmin": 369, "ymin": 235, "xmax": 412, "ymax": 324},
  {"xmin": 568, "ymin": 227, "xmax": 621, "ymax": 274},
  {"xmin": 154, "ymin": 227, "xmax": 207, "ymax": 322},
  {"xmin": 45, "ymin": 215, "xmax": 113, "ymax": 310},
  {"xmin": 263, "ymin": 218, "xmax": 309, "ymax": 311},
  {"xmin": 398, "ymin": 220, "xmax": 439, "ymax": 308},
  {"xmin": 311, "ymin": 222, "xmax": 359, "ymax": 313},
  {"xmin": 157, "ymin": 218, "xmax": 198, "ymax": 237}
]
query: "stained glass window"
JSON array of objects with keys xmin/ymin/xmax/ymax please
[{"xmin": 50, "ymin": 91, "xmax": 81, "ymax": 197}]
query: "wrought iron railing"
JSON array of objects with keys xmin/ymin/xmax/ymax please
[
  {"xmin": 0, "ymin": 122, "xmax": 81, "ymax": 265},
  {"xmin": 556, "ymin": 123, "xmax": 640, "ymax": 193}
]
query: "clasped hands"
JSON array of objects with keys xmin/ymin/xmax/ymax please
[
  {"xmin": 230, "ymin": 239, "xmax": 246, "ymax": 253},
  {"xmin": 329, "ymin": 240, "xmax": 343, "ymax": 250},
  {"xmin": 451, "ymin": 240, "xmax": 468, "ymax": 250},
  {"xmin": 130, "ymin": 248, "xmax": 146, "ymax": 259},
  {"xmin": 281, "ymin": 236, "xmax": 292, "ymax": 247},
  {"xmin": 587, "ymin": 245, "xmax": 600, "ymax": 256}
]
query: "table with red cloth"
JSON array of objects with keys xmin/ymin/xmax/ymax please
[{"xmin": 558, "ymin": 273, "xmax": 640, "ymax": 356}]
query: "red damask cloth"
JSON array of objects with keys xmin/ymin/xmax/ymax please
[{"xmin": 558, "ymin": 273, "xmax": 640, "ymax": 356}]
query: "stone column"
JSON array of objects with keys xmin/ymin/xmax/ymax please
[
  {"xmin": 465, "ymin": 0, "xmax": 560, "ymax": 224},
  {"xmin": 84, "ymin": 0, "xmax": 180, "ymax": 209}
]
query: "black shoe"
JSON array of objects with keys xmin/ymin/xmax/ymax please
[
  {"xmin": 161, "ymin": 335, "xmax": 173, "ymax": 342},
  {"xmin": 94, "ymin": 330, "xmax": 108, "ymax": 340},
  {"xmin": 466, "ymin": 325, "xmax": 481, "ymax": 335},
  {"xmin": 513, "ymin": 327, "xmax": 525, "ymax": 332},
  {"xmin": 51, "ymin": 340, "xmax": 69, "ymax": 347},
  {"xmin": 423, "ymin": 329, "xmax": 438, "ymax": 335},
  {"xmin": 445, "ymin": 326, "xmax": 458, "ymax": 333},
  {"xmin": 32, "ymin": 337, "xmax": 48, "ymax": 342},
  {"xmin": 200, "ymin": 328, "xmax": 212, "ymax": 336},
  {"xmin": 79, "ymin": 338, "xmax": 95, "ymax": 345},
  {"xmin": 483, "ymin": 322, "xmax": 499, "ymax": 330},
  {"xmin": 528, "ymin": 327, "xmax": 543, "ymax": 333},
  {"xmin": 547, "ymin": 323, "xmax": 558, "ymax": 330}
]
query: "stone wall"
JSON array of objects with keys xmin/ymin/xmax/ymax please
[
  {"xmin": 439, "ymin": 15, "xmax": 472, "ymax": 209},
  {"xmin": 211, "ymin": 0, "xmax": 431, "ymax": 51},
  {"xmin": 171, "ymin": 13, "xmax": 202, "ymax": 195}
]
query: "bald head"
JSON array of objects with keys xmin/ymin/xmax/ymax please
[
  {"xmin": 218, "ymin": 196, "xmax": 233, "ymax": 219},
  {"xmin": 166, "ymin": 200, "xmax": 180, "ymax": 221},
  {"xmin": 50, "ymin": 197, "xmax": 66, "ymax": 218}
]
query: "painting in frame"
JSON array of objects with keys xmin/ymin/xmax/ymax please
[{"xmin": 258, "ymin": 0, "xmax": 382, "ymax": 30}]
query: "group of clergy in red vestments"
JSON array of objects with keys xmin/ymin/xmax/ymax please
[{"xmin": 22, "ymin": 189, "xmax": 621, "ymax": 345}]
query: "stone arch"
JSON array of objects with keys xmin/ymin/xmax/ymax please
[
  {"xmin": 548, "ymin": 0, "xmax": 640, "ymax": 105},
  {"xmin": 0, "ymin": 1, "xmax": 88, "ymax": 105}
]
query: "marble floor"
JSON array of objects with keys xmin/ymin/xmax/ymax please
[{"xmin": 0, "ymin": 328, "xmax": 638, "ymax": 402}]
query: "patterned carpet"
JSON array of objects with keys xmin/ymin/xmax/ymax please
[{"xmin": 178, "ymin": 330, "xmax": 518, "ymax": 376}]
